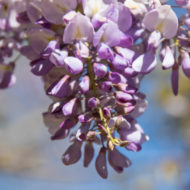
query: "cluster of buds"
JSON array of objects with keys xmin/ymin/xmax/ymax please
[{"xmin": 1, "ymin": 0, "xmax": 190, "ymax": 178}]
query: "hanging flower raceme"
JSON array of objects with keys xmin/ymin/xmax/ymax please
[{"xmin": 0, "ymin": 0, "xmax": 190, "ymax": 179}]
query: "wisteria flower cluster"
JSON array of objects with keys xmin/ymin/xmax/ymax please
[{"xmin": 1, "ymin": 0, "xmax": 190, "ymax": 178}]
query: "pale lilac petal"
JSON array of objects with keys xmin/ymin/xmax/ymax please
[
  {"xmin": 64, "ymin": 57, "xmax": 83, "ymax": 75},
  {"xmin": 132, "ymin": 50, "xmax": 157, "ymax": 74},
  {"xmin": 79, "ymin": 76, "xmax": 90, "ymax": 94},
  {"xmin": 62, "ymin": 98, "xmax": 77, "ymax": 116},
  {"xmin": 93, "ymin": 63, "xmax": 107, "ymax": 77},
  {"xmin": 162, "ymin": 46, "xmax": 175, "ymax": 69}
]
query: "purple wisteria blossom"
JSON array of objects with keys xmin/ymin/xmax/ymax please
[{"xmin": 1, "ymin": 0, "xmax": 190, "ymax": 179}]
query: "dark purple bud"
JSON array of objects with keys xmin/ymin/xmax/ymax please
[
  {"xmin": 84, "ymin": 143, "xmax": 94, "ymax": 167},
  {"xmin": 97, "ymin": 43, "xmax": 114, "ymax": 61},
  {"xmin": 181, "ymin": 51, "xmax": 190, "ymax": 78},
  {"xmin": 31, "ymin": 59, "xmax": 54, "ymax": 76},
  {"xmin": 95, "ymin": 147, "xmax": 108, "ymax": 179},
  {"xmin": 62, "ymin": 141, "xmax": 82, "ymax": 165},
  {"xmin": 93, "ymin": 63, "xmax": 108, "ymax": 77},
  {"xmin": 79, "ymin": 76, "xmax": 90, "ymax": 94},
  {"xmin": 64, "ymin": 56, "xmax": 83, "ymax": 75},
  {"xmin": 171, "ymin": 66, "xmax": 179, "ymax": 96},
  {"xmin": 101, "ymin": 81, "xmax": 113, "ymax": 92},
  {"xmin": 47, "ymin": 75, "xmax": 70, "ymax": 98},
  {"xmin": 103, "ymin": 107, "xmax": 111, "ymax": 118},
  {"xmin": 112, "ymin": 54, "xmax": 128, "ymax": 70},
  {"xmin": 62, "ymin": 98, "xmax": 77, "ymax": 116},
  {"xmin": 88, "ymin": 97, "xmax": 100, "ymax": 108}
]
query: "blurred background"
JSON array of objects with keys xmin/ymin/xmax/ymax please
[{"xmin": 0, "ymin": 53, "xmax": 190, "ymax": 190}]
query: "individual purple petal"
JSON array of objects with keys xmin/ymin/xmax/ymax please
[
  {"xmin": 64, "ymin": 56, "xmax": 83, "ymax": 75},
  {"xmin": 119, "ymin": 118, "xmax": 148, "ymax": 152},
  {"xmin": 112, "ymin": 54, "xmax": 128, "ymax": 70},
  {"xmin": 20, "ymin": 45, "xmax": 40, "ymax": 61},
  {"xmin": 79, "ymin": 76, "xmax": 90, "ymax": 94},
  {"xmin": 28, "ymin": 28, "xmax": 55, "ymax": 54},
  {"xmin": 62, "ymin": 141, "xmax": 82, "ymax": 165},
  {"xmin": 130, "ymin": 92, "xmax": 148, "ymax": 118},
  {"xmin": 75, "ymin": 41, "xmax": 89, "ymax": 58},
  {"xmin": 118, "ymin": 34, "xmax": 133, "ymax": 48},
  {"xmin": 132, "ymin": 50, "xmax": 157, "ymax": 74},
  {"xmin": 162, "ymin": 46, "xmax": 175, "ymax": 69},
  {"xmin": 181, "ymin": 51, "xmax": 190, "ymax": 78},
  {"xmin": 63, "ymin": 10, "xmax": 77, "ymax": 24},
  {"xmin": 63, "ymin": 13, "xmax": 94, "ymax": 43},
  {"xmin": 49, "ymin": 49, "xmax": 68, "ymax": 67},
  {"xmin": 147, "ymin": 31, "xmax": 161, "ymax": 50},
  {"xmin": 117, "ymin": 83, "xmax": 137, "ymax": 94},
  {"xmin": 171, "ymin": 66, "xmax": 179, "ymax": 96},
  {"xmin": 31, "ymin": 59, "xmax": 54, "ymax": 76},
  {"xmin": 97, "ymin": 43, "xmax": 114, "ymax": 61},
  {"xmin": 62, "ymin": 98, "xmax": 77, "ymax": 116},
  {"xmin": 43, "ymin": 112, "xmax": 64, "ymax": 135},
  {"xmin": 46, "ymin": 75, "xmax": 70, "ymax": 98},
  {"xmin": 95, "ymin": 147, "xmax": 108, "ymax": 179},
  {"xmin": 115, "ymin": 91, "xmax": 133, "ymax": 103},
  {"xmin": 108, "ymin": 72, "xmax": 127, "ymax": 84},
  {"xmin": 84, "ymin": 143, "xmax": 94, "ymax": 167},
  {"xmin": 41, "ymin": 0, "xmax": 77, "ymax": 24},
  {"xmin": 124, "ymin": 67, "xmax": 138, "ymax": 77},
  {"xmin": 115, "ymin": 47, "xmax": 135, "ymax": 64},
  {"xmin": 101, "ymin": 81, "xmax": 113, "ymax": 92},
  {"xmin": 88, "ymin": 97, "xmax": 100, "ymax": 108},
  {"xmin": 42, "ymin": 40, "xmax": 59, "ymax": 58},
  {"xmin": 93, "ymin": 63, "xmax": 108, "ymax": 77},
  {"xmin": 117, "ymin": 3, "xmax": 132, "ymax": 33},
  {"xmin": 108, "ymin": 148, "xmax": 131, "ymax": 173},
  {"xmin": 51, "ymin": 119, "xmax": 76, "ymax": 140},
  {"xmin": 0, "ymin": 71, "xmax": 16, "ymax": 89}
]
